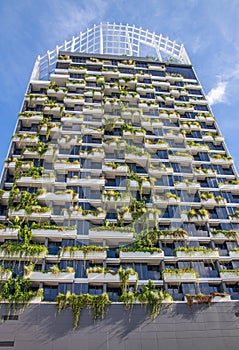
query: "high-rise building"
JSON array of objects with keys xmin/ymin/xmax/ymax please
[{"xmin": 0, "ymin": 23, "xmax": 239, "ymax": 350}]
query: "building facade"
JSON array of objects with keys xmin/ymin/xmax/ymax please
[{"xmin": 0, "ymin": 23, "xmax": 239, "ymax": 349}]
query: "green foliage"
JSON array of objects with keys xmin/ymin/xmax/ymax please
[
  {"xmin": 18, "ymin": 225, "xmax": 32, "ymax": 243},
  {"xmin": 93, "ymin": 223, "xmax": 134, "ymax": 233},
  {"xmin": 0, "ymin": 242, "xmax": 48, "ymax": 259},
  {"xmin": 120, "ymin": 245, "xmax": 162, "ymax": 254},
  {"xmin": 31, "ymin": 222, "xmax": 76, "ymax": 231},
  {"xmin": 119, "ymin": 280, "xmax": 172, "ymax": 319},
  {"xmin": 0, "ymin": 277, "xmax": 37, "ymax": 311},
  {"xmin": 211, "ymin": 230, "xmax": 237, "ymax": 239},
  {"xmin": 55, "ymin": 292, "xmax": 110, "ymax": 330},
  {"xmin": 174, "ymin": 247, "xmax": 215, "ymax": 255},
  {"xmin": 59, "ymin": 245, "xmax": 107, "ymax": 257},
  {"xmin": 163, "ymin": 268, "xmax": 198, "ymax": 278},
  {"xmin": 118, "ymin": 267, "xmax": 138, "ymax": 294},
  {"xmin": 129, "ymin": 198, "xmax": 147, "ymax": 221}
]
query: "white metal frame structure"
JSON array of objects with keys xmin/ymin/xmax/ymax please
[{"xmin": 32, "ymin": 23, "xmax": 191, "ymax": 81}]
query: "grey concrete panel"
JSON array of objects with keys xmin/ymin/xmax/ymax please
[{"xmin": 0, "ymin": 302, "xmax": 238, "ymax": 350}]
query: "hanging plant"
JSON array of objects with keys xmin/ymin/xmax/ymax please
[
  {"xmin": 118, "ymin": 267, "xmax": 138, "ymax": 294},
  {"xmin": 55, "ymin": 292, "xmax": 110, "ymax": 330},
  {"xmin": 0, "ymin": 277, "xmax": 38, "ymax": 312}
]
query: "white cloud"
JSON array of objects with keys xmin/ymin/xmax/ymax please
[{"xmin": 206, "ymin": 81, "xmax": 227, "ymax": 105}]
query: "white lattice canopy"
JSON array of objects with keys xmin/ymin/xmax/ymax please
[{"xmin": 33, "ymin": 23, "xmax": 190, "ymax": 80}]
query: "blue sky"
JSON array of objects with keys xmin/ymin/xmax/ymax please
[{"xmin": 1, "ymin": 0, "xmax": 239, "ymax": 171}]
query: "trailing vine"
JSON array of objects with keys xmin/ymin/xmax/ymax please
[{"xmin": 55, "ymin": 292, "xmax": 110, "ymax": 330}]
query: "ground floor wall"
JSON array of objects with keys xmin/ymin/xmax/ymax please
[{"xmin": 0, "ymin": 302, "xmax": 239, "ymax": 350}]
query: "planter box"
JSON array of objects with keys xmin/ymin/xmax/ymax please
[
  {"xmin": 102, "ymin": 195, "xmax": 131, "ymax": 208},
  {"xmin": 169, "ymin": 155, "xmax": 192, "ymax": 165},
  {"xmin": 89, "ymin": 229, "xmax": 134, "ymax": 243},
  {"xmin": 229, "ymin": 251, "xmax": 239, "ymax": 258},
  {"xmin": 87, "ymin": 272, "xmax": 136, "ymax": 284},
  {"xmin": 163, "ymin": 272, "xmax": 197, "ymax": 283},
  {"xmin": 28, "ymin": 271, "xmax": 75, "ymax": 283},
  {"xmin": 54, "ymin": 162, "xmax": 81, "ymax": 173},
  {"xmin": 9, "ymin": 209, "xmax": 51, "ymax": 221},
  {"xmin": 175, "ymin": 250, "xmax": 219, "ymax": 259},
  {"xmin": 0, "ymin": 228, "xmax": 18, "ymax": 240},
  {"xmin": 212, "ymin": 295, "xmax": 231, "ymax": 302},
  {"xmin": 38, "ymin": 192, "xmax": 73, "ymax": 203},
  {"xmin": 120, "ymin": 251, "xmax": 164, "ymax": 262},
  {"xmin": 31, "ymin": 228, "xmax": 77, "ymax": 239},
  {"xmin": 219, "ymin": 184, "xmax": 239, "ymax": 193},
  {"xmin": 220, "ymin": 271, "xmax": 239, "ymax": 281},
  {"xmin": 60, "ymin": 250, "xmax": 106, "ymax": 260},
  {"xmin": 67, "ymin": 178, "xmax": 105, "ymax": 188},
  {"xmin": 0, "ymin": 251, "xmax": 46, "ymax": 261}
]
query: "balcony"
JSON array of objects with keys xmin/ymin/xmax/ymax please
[
  {"xmin": 63, "ymin": 96, "xmax": 84, "ymax": 105},
  {"xmin": 202, "ymin": 135, "xmax": 224, "ymax": 145},
  {"xmin": 16, "ymin": 175, "xmax": 55, "ymax": 188},
  {"xmin": 174, "ymin": 181, "xmax": 200, "ymax": 193},
  {"xmin": 47, "ymin": 88, "xmax": 67, "ymax": 99},
  {"xmin": 175, "ymin": 104, "xmax": 194, "ymax": 114},
  {"xmin": 12, "ymin": 135, "xmax": 38, "ymax": 146},
  {"xmin": 186, "ymin": 144, "xmax": 209, "ymax": 155},
  {"xmin": 102, "ymin": 194, "xmax": 131, "ymax": 209},
  {"xmin": 89, "ymin": 227, "xmax": 134, "ymax": 244},
  {"xmin": 87, "ymin": 271, "xmax": 137, "ymax": 284},
  {"xmin": 60, "ymin": 250, "xmax": 107, "ymax": 261},
  {"xmin": 164, "ymin": 131, "xmax": 184, "ymax": 142},
  {"xmin": 165, "ymin": 74, "xmax": 183, "ymax": 83},
  {"xmin": 153, "ymin": 195, "xmax": 180, "ymax": 208},
  {"xmin": 125, "ymin": 152, "xmax": 149, "ymax": 167},
  {"xmin": 38, "ymin": 191, "xmax": 76, "ymax": 204},
  {"xmin": 148, "ymin": 166, "xmax": 173, "ymax": 177},
  {"xmin": 0, "ymin": 228, "xmax": 18, "ymax": 241},
  {"xmin": 31, "ymin": 228, "xmax": 77, "ymax": 240},
  {"xmin": 81, "ymin": 127, "xmax": 103, "ymax": 137},
  {"xmin": 193, "ymin": 168, "xmax": 216, "ymax": 179},
  {"xmin": 119, "ymin": 250, "xmax": 164, "ymax": 262},
  {"xmin": 220, "ymin": 270, "xmax": 239, "ymax": 282},
  {"xmin": 0, "ymin": 250, "xmax": 46, "ymax": 261},
  {"xmin": 43, "ymin": 105, "xmax": 63, "ymax": 117},
  {"xmin": 163, "ymin": 269, "xmax": 198, "ymax": 283},
  {"xmin": 128, "ymin": 179, "xmax": 151, "ymax": 193},
  {"xmin": 175, "ymin": 248, "xmax": 219, "ymax": 260},
  {"xmin": 63, "ymin": 209, "xmax": 105, "ymax": 222},
  {"xmin": 67, "ymin": 177, "xmax": 105, "ymax": 189},
  {"xmin": 50, "ymin": 73, "xmax": 70, "ymax": 85},
  {"xmin": 19, "ymin": 115, "xmax": 44, "ymax": 128},
  {"xmin": 209, "ymin": 156, "xmax": 233, "ymax": 167},
  {"xmin": 181, "ymin": 210, "xmax": 209, "ymax": 224},
  {"xmin": 66, "ymin": 80, "xmax": 85, "ymax": 89},
  {"xmin": 54, "ymin": 161, "xmax": 81, "ymax": 174},
  {"xmin": 229, "ymin": 250, "xmax": 239, "ymax": 259},
  {"xmin": 145, "ymin": 140, "xmax": 168, "ymax": 152},
  {"xmin": 210, "ymin": 230, "xmax": 238, "ymax": 242},
  {"xmin": 102, "ymin": 164, "xmax": 128, "ymax": 176},
  {"xmin": 201, "ymin": 197, "xmax": 226, "ymax": 209},
  {"xmin": 9, "ymin": 209, "xmax": 51, "ymax": 221},
  {"xmin": 169, "ymin": 154, "xmax": 193, "ymax": 165},
  {"xmin": 219, "ymin": 183, "xmax": 239, "ymax": 193},
  {"xmin": 102, "ymin": 139, "xmax": 125, "ymax": 152},
  {"xmin": 61, "ymin": 115, "xmax": 84, "ymax": 125},
  {"xmin": 28, "ymin": 271, "xmax": 75, "ymax": 283},
  {"xmin": 123, "ymin": 130, "xmax": 145, "ymax": 142}
]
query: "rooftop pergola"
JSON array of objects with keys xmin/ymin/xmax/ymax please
[{"xmin": 32, "ymin": 23, "xmax": 191, "ymax": 80}]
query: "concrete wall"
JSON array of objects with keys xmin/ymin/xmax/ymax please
[{"xmin": 0, "ymin": 302, "xmax": 239, "ymax": 350}]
